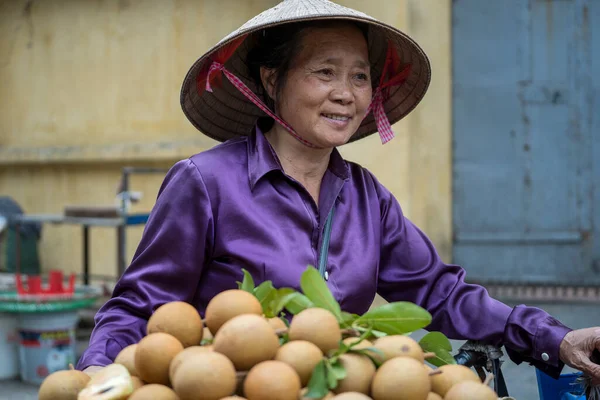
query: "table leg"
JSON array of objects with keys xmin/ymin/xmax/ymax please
[
  {"xmin": 83, "ymin": 225, "xmax": 90, "ymax": 285},
  {"xmin": 117, "ymin": 224, "xmax": 126, "ymax": 278}
]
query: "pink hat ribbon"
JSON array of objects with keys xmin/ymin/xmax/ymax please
[{"xmin": 197, "ymin": 37, "xmax": 411, "ymax": 147}]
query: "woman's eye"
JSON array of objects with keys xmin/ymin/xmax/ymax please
[
  {"xmin": 355, "ymin": 73, "xmax": 369, "ymax": 81},
  {"xmin": 318, "ymin": 69, "xmax": 334, "ymax": 76}
]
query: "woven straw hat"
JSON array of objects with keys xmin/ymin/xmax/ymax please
[{"xmin": 180, "ymin": 0, "xmax": 431, "ymax": 144}]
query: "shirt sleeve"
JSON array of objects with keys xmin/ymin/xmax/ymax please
[
  {"xmin": 374, "ymin": 180, "xmax": 572, "ymax": 379},
  {"xmin": 76, "ymin": 159, "xmax": 214, "ymax": 370}
]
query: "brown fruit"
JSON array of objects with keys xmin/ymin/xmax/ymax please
[
  {"xmin": 172, "ymin": 352, "xmax": 237, "ymax": 400},
  {"xmin": 114, "ymin": 344, "xmax": 138, "ymax": 377},
  {"xmin": 299, "ymin": 387, "xmax": 335, "ymax": 399},
  {"xmin": 444, "ymin": 380, "xmax": 497, "ymax": 400},
  {"xmin": 147, "ymin": 301, "xmax": 203, "ymax": 347},
  {"xmin": 331, "ymin": 393, "xmax": 372, "ymax": 400},
  {"xmin": 275, "ymin": 340, "xmax": 323, "ymax": 386},
  {"xmin": 169, "ymin": 345, "xmax": 214, "ymax": 383},
  {"xmin": 135, "ymin": 332, "xmax": 184, "ymax": 385},
  {"xmin": 213, "ymin": 314, "xmax": 280, "ymax": 371},
  {"xmin": 243, "ymin": 360, "xmax": 302, "ymax": 400},
  {"xmin": 128, "ymin": 384, "xmax": 179, "ymax": 400},
  {"xmin": 333, "ymin": 353, "xmax": 376, "ymax": 395},
  {"xmin": 78, "ymin": 364, "xmax": 134, "ymax": 400},
  {"xmin": 288, "ymin": 308, "xmax": 341, "ymax": 354},
  {"xmin": 426, "ymin": 393, "xmax": 442, "ymax": 400},
  {"xmin": 342, "ymin": 337, "xmax": 374, "ymax": 350},
  {"xmin": 205, "ymin": 289, "xmax": 263, "ymax": 335},
  {"xmin": 371, "ymin": 357, "xmax": 431, "ymax": 400},
  {"xmin": 131, "ymin": 376, "xmax": 145, "ymax": 390},
  {"xmin": 267, "ymin": 316, "xmax": 288, "ymax": 331},
  {"xmin": 38, "ymin": 369, "xmax": 90, "ymax": 400},
  {"xmin": 373, "ymin": 335, "xmax": 424, "ymax": 363},
  {"xmin": 430, "ymin": 364, "xmax": 480, "ymax": 397}
]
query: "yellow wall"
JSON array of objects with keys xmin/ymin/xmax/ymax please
[{"xmin": 0, "ymin": 0, "xmax": 451, "ymax": 295}]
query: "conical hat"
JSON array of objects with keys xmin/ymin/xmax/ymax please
[{"xmin": 180, "ymin": 0, "xmax": 431, "ymax": 144}]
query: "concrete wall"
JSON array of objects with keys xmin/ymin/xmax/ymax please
[{"xmin": 0, "ymin": 0, "xmax": 451, "ymax": 288}]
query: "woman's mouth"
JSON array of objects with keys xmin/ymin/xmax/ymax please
[{"xmin": 321, "ymin": 113, "xmax": 352, "ymax": 128}]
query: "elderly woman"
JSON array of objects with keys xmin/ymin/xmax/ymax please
[{"xmin": 77, "ymin": 0, "xmax": 600, "ymax": 385}]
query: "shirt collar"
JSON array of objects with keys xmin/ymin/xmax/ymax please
[{"xmin": 247, "ymin": 123, "xmax": 350, "ymax": 190}]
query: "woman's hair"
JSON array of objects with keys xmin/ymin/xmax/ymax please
[{"xmin": 246, "ymin": 20, "xmax": 370, "ymax": 112}]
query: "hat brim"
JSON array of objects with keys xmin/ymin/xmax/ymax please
[{"xmin": 180, "ymin": 11, "xmax": 431, "ymax": 144}]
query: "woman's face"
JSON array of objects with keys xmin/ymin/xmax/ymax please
[{"xmin": 266, "ymin": 24, "xmax": 372, "ymax": 148}]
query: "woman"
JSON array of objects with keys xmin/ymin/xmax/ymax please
[{"xmin": 77, "ymin": 0, "xmax": 600, "ymax": 384}]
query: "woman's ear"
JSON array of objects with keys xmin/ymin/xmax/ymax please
[{"xmin": 259, "ymin": 66, "xmax": 277, "ymax": 101}]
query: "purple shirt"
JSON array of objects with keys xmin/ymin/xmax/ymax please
[{"xmin": 77, "ymin": 125, "xmax": 571, "ymax": 377}]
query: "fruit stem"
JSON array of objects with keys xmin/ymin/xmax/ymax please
[
  {"xmin": 428, "ymin": 370, "xmax": 443, "ymax": 376},
  {"xmin": 483, "ymin": 373, "xmax": 494, "ymax": 386},
  {"xmin": 423, "ymin": 352, "xmax": 437, "ymax": 359}
]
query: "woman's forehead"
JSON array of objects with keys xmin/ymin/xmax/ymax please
[{"xmin": 295, "ymin": 25, "xmax": 370, "ymax": 64}]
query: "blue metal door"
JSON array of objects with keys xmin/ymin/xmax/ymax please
[{"xmin": 451, "ymin": 0, "xmax": 599, "ymax": 285}]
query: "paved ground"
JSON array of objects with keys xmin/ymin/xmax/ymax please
[{"xmin": 2, "ymin": 300, "xmax": 598, "ymax": 399}]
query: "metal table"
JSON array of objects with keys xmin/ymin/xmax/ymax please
[{"xmin": 11, "ymin": 213, "xmax": 150, "ymax": 285}]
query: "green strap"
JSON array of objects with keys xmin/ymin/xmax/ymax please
[{"xmin": 318, "ymin": 204, "xmax": 336, "ymax": 279}]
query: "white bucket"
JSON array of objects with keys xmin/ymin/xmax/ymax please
[
  {"xmin": 17, "ymin": 311, "xmax": 80, "ymax": 385},
  {"xmin": 0, "ymin": 312, "xmax": 19, "ymax": 380}
]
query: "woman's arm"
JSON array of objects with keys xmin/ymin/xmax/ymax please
[
  {"xmin": 76, "ymin": 159, "xmax": 214, "ymax": 371},
  {"xmin": 373, "ymin": 179, "xmax": 572, "ymax": 379}
]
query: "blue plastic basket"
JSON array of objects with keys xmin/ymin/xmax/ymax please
[{"xmin": 536, "ymin": 368, "xmax": 586, "ymax": 400}]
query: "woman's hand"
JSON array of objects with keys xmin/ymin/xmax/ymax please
[
  {"xmin": 82, "ymin": 365, "xmax": 104, "ymax": 377},
  {"xmin": 559, "ymin": 327, "xmax": 600, "ymax": 385}
]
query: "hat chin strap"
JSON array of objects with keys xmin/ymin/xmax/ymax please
[{"xmin": 202, "ymin": 41, "xmax": 410, "ymax": 147}]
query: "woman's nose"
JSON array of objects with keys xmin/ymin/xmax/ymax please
[{"xmin": 330, "ymin": 79, "xmax": 354, "ymax": 104}]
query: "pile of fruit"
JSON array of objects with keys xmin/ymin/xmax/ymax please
[{"xmin": 37, "ymin": 266, "xmax": 504, "ymax": 400}]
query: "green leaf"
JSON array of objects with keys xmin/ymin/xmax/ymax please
[
  {"xmin": 280, "ymin": 292, "xmax": 314, "ymax": 315},
  {"xmin": 253, "ymin": 281, "xmax": 277, "ymax": 317},
  {"xmin": 354, "ymin": 301, "xmax": 432, "ymax": 335},
  {"xmin": 269, "ymin": 288, "xmax": 297, "ymax": 316},
  {"xmin": 300, "ymin": 266, "xmax": 342, "ymax": 321},
  {"xmin": 324, "ymin": 361, "xmax": 338, "ymax": 389},
  {"xmin": 305, "ymin": 360, "xmax": 329, "ymax": 398},
  {"xmin": 419, "ymin": 332, "xmax": 456, "ymax": 367},
  {"xmin": 328, "ymin": 360, "xmax": 347, "ymax": 381},
  {"xmin": 340, "ymin": 311, "xmax": 359, "ymax": 328},
  {"xmin": 237, "ymin": 269, "xmax": 255, "ymax": 293}
]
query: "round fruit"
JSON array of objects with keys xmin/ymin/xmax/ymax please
[
  {"xmin": 288, "ymin": 308, "xmax": 341, "ymax": 354},
  {"xmin": 243, "ymin": 360, "xmax": 301, "ymax": 400},
  {"xmin": 131, "ymin": 376, "xmax": 145, "ymax": 391},
  {"xmin": 430, "ymin": 364, "xmax": 480, "ymax": 397},
  {"xmin": 205, "ymin": 289, "xmax": 263, "ymax": 335},
  {"xmin": 171, "ymin": 352, "xmax": 237, "ymax": 400},
  {"xmin": 275, "ymin": 340, "xmax": 323, "ymax": 386},
  {"xmin": 169, "ymin": 345, "xmax": 214, "ymax": 382},
  {"xmin": 371, "ymin": 357, "xmax": 431, "ymax": 400},
  {"xmin": 426, "ymin": 393, "xmax": 442, "ymax": 400},
  {"xmin": 202, "ymin": 327, "xmax": 213, "ymax": 342},
  {"xmin": 114, "ymin": 344, "xmax": 138, "ymax": 377},
  {"xmin": 332, "ymin": 393, "xmax": 372, "ymax": 400},
  {"xmin": 147, "ymin": 301, "xmax": 203, "ymax": 347},
  {"xmin": 267, "ymin": 316, "xmax": 287, "ymax": 331},
  {"xmin": 373, "ymin": 335, "xmax": 424, "ymax": 363},
  {"xmin": 444, "ymin": 380, "xmax": 497, "ymax": 400},
  {"xmin": 38, "ymin": 369, "xmax": 90, "ymax": 400},
  {"xmin": 299, "ymin": 387, "xmax": 335, "ymax": 399},
  {"xmin": 77, "ymin": 364, "xmax": 134, "ymax": 400},
  {"xmin": 129, "ymin": 384, "xmax": 179, "ymax": 400},
  {"xmin": 135, "ymin": 332, "xmax": 184, "ymax": 385},
  {"xmin": 213, "ymin": 314, "xmax": 280, "ymax": 371},
  {"xmin": 333, "ymin": 353, "xmax": 376, "ymax": 395},
  {"xmin": 342, "ymin": 337, "xmax": 373, "ymax": 350}
]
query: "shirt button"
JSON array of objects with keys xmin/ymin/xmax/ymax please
[
  {"xmin": 324, "ymin": 271, "xmax": 329, "ymax": 281},
  {"xmin": 541, "ymin": 353, "xmax": 549, "ymax": 361}
]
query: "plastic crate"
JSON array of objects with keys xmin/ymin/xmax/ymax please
[{"xmin": 536, "ymin": 368, "xmax": 586, "ymax": 400}]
